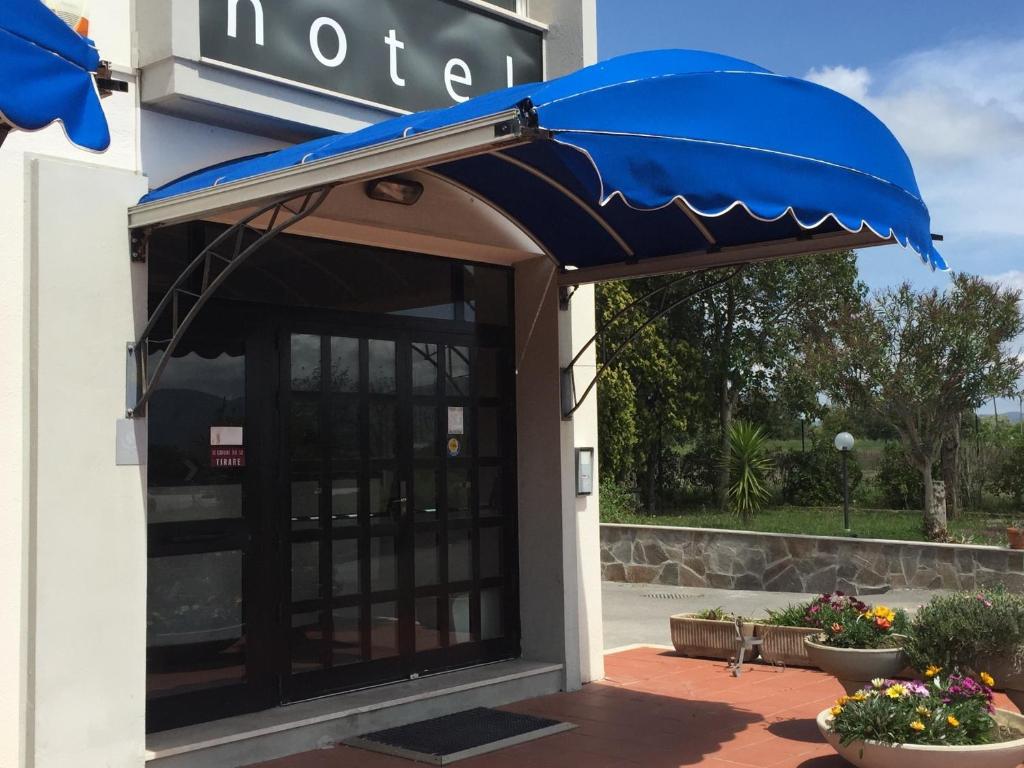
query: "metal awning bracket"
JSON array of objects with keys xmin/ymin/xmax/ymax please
[{"xmin": 126, "ymin": 186, "xmax": 331, "ymax": 417}]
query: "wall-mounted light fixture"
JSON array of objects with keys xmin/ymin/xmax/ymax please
[{"xmin": 366, "ymin": 176, "xmax": 424, "ymax": 206}]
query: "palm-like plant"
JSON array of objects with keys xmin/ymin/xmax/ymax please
[{"xmin": 724, "ymin": 421, "xmax": 773, "ymax": 521}]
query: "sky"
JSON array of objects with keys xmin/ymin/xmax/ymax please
[
  {"xmin": 597, "ymin": 0, "xmax": 1024, "ymax": 292},
  {"xmin": 598, "ymin": 0, "xmax": 1024, "ymax": 414}
]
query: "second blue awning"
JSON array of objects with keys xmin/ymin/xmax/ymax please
[{"xmin": 0, "ymin": 0, "xmax": 110, "ymax": 152}]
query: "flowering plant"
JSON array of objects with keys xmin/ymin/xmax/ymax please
[
  {"xmin": 828, "ymin": 672, "xmax": 1004, "ymax": 747},
  {"xmin": 807, "ymin": 593, "xmax": 909, "ymax": 649}
]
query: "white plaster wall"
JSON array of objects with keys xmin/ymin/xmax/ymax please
[
  {"xmin": 140, "ymin": 110, "xmax": 289, "ymax": 189},
  {"xmin": 568, "ymin": 285, "xmax": 604, "ymax": 682},
  {"xmin": 26, "ymin": 156, "xmax": 149, "ymax": 768}
]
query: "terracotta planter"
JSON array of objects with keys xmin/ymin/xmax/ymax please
[
  {"xmin": 979, "ymin": 655, "xmax": 1024, "ymax": 712},
  {"xmin": 804, "ymin": 636, "xmax": 907, "ymax": 694},
  {"xmin": 670, "ymin": 614, "xmax": 758, "ymax": 661},
  {"xmin": 1007, "ymin": 528, "xmax": 1024, "ymax": 550},
  {"xmin": 757, "ymin": 625, "xmax": 819, "ymax": 667},
  {"xmin": 817, "ymin": 707, "xmax": 1024, "ymax": 768}
]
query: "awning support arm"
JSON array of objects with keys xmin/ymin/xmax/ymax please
[
  {"xmin": 560, "ymin": 265, "xmax": 746, "ymax": 419},
  {"xmin": 126, "ymin": 186, "xmax": 331, "ymax": 417}
]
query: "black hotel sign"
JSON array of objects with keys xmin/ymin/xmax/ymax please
[{"xmin": 199, "ymin": 0, "xmax": 545, "ymax": 114}]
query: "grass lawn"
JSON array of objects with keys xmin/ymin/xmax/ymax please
[{"xmin": 602, "ymin": 505, "xmax": 1010, "ymax": 546}]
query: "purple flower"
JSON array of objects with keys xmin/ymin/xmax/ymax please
[{"xmin": 904, "ymin": 681, "xmax": 929, "ymax": 697}]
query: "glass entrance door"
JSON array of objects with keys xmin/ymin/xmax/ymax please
[{"xmin": 282, "ymin": 329, "xmax": 518, "ymax": 701}]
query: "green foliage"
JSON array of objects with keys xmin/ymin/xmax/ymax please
[
  {"xmin": 814, "ymin": 274, "xmax": 1024, "ymax": 535},
  {"xmin": 812, "ymin": 599, "xmax": 908, "ymax": 649},
  {"xmin": 594, "ymin": 280, "xmax": 696, "ymax": 509},
  {"xmin": 724, "ymin": 421, "xmax": 773, "ymax": 520},
  {"xmin": 777, "ymin": 438, "xmax": 863, "ymax": 506},
  {"xmin": 876, "ymin": 441, "xmax": 926, "ymax": 510},
  {"xmin": 693, "ymin": 607, "xmax": 743, "ymax": 622},
  {"xmin": 904, "ymin": 588, "xmax": 1024, "ymax": 673},
  {"xmin": 764, "ymin": 602, "xmax": 814, "ymax": 627},
  {"xmin": 829, "ymin": 675, "xmax": 1000, "ymax": 747},
  {"xmin": 993, "ymin": 431, "xmax": 1024, "ymax": 505},
  {"xmin": 598, "ymin": 478, "xmax": 640, "ymax": 523}
]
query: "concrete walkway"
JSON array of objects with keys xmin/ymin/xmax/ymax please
[{"xmin": 602, "ymin": 581, "xmax": 945, "ymax": 651}]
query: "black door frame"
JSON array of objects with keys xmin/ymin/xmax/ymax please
[{"xmin": 146, "ymin": 245, "xmax": 521, "ymax": 731}]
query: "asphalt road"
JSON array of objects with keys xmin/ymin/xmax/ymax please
[{"xmin": 601, "ymin": 581, "xmax": 945, "ymax": 651}]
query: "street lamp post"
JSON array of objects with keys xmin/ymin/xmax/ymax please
[{"xmin": 834, "ymin": 432, "xmax": 855, "ymax": 531}]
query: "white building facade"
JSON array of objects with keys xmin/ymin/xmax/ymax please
[{"xmin": 0, "ymin": 2, "xmax": 605, "ymax": 766}]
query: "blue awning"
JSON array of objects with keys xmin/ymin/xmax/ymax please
[
  {"xmin": 0, "ymin": 0, "xmax": 110, "ymax": 151},
  {"xmin": 141, "ymin": 49, "xmax": 944, "ymax": 273}
]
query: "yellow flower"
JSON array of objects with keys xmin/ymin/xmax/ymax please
[
  {"xmin": 909, "ymin": 720, "xmax": 926, "ymax": 732},
  {"xmin": 916, "ymin": 705, "xmax": 932, "ymax": 717},
  {"xmin": 851, "ymin": 691, "xmax": 867, "ymax": 702},
  {"xmin": 872, "ymin": 605, "xmax": 896, "ymax": 621},
  {"xmin": 981, "ymin": 671, "xmax": 995, "ymax": 687},
  {"xmin": 925, "ymin": 665, "xmax": 942, "ymax": 678},
  {"xmin": 831, "ymin": 705, "xmax": 844, "ymax": 717},
  {"xmin": 947, "ymin": 715, "xmax": 960, "ymax": 728},
  {"xmin": 885, "ymin": 684, "xmax": 907, "ymax": 699}
]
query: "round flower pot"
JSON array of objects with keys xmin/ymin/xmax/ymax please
[
  {"xmin": 670, "ymin": 614, "xmax": 758, "ymax": 661},
  {"xmin": 1007, "ymin": 528, "xmax": 1024, "ymax": 550},
  {"xmin": 804, "ymin": 636, "xmax": 907, "ymax": 694},
  {"xmin": 816, "ymin": 707, "xmax": 1024, "ymax": 768},
  {"xmin": 979, "ymin": 655, "xmax": 1024, "ymax": 712},
  {"xmin": 758, "ymin": 625, "xmax": 819, "ymax": 667}
]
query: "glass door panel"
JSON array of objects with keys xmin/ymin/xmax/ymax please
[{"xmin": 282, "ymin": 327, "xmax": 518, "ymax": 700}]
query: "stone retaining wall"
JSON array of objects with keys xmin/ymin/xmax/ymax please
[{"xmin": 601, "ymin": 524, "xmax": 1024, "ymax": 594}]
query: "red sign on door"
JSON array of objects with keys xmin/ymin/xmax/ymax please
[{"xmin": 211, "ymin": 446, "xmax": 246, "ymax": 468}]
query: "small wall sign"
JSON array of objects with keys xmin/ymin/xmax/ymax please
[
  {"xmin": 447, "ymin": 437, "xmax": 461, "ymax": 458},
  {"xmin": 575, "ymin": 447, "xmax": 594, "ymax": 495},
  {"xmin": 210, "ymin": 426, "xmax": 245, "ymax": 468}
]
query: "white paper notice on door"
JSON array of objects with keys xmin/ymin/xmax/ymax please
[
  {"xmin": 447, "ymin": 407, "xmax": 464, "ymax": 435},
  {"xmin": 210, "ymin": 426, "xmax": 244, "ymax": 446}
]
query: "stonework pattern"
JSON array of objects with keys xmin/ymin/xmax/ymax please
[{"xmin": 601, "ymin": 524, "xmax": 1024, "ymax": 594}]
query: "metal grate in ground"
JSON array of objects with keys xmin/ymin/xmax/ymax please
[
  {"xmin": 345, "ymin": 707, "xmax": 575, "ymax": 765},
  {"xmin": 642, "ymin": 591, "xmax": 706, "ymax": 599}
]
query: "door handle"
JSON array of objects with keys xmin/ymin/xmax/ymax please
[{"xmin": 396, "ymin": 480, "xmax": 409, "ymax": 522}]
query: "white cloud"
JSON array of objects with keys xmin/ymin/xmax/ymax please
[
  {"xmin": 805, "ymin": 39, "xmax": 1024, "ymax": 259},
  {"xmin": 985, "ymin": 269, "xmax": 1024, "ymax": 295}
]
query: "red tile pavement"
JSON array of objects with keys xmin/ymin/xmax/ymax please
[{"xmin": 250, "ymin": 647, "xmax": 1018, "ymax": 768}]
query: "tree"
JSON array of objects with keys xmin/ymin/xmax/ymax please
[
  {"xmin": 815, "ymin": 274, "xmax": 1024, "ymax": 537},
  {"xmin": 664, "ymin": 251, "xmax": 863, "ymax": 508},
  {"xmin": 594, "ymin": 280, "xmax": 697, "ymax": 512}
]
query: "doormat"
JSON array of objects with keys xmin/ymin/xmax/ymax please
[{"xmin": 345, "ymin": 707, "xmax": 575, "ymax": 764}]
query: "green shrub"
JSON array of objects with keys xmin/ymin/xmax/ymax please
[
  {"xmin": 876, "ymin": 441, "xmax": 925, "ymax": 509},
  {"xmin": 777, "ymin": 439, "xmax": 863, "ymax": 507},
  {"xmin": 764, "ymin": 601, "xmax": 814, "ymax": 627},
  {"xmin": 904, "ymin": 588, "xmax": 1024, "ymax": 673},
  {"xmin": 598, "ymin": 478, "xmax": 640, "ymax": 523},
  {"xmin": 993, "ymin": 433, "xmax": 1024, "ymax": 505},
  {"xmin": 724, "ymin": 421, "xmax": 773, "ymax": 521},
  {"xmin": 694, "ymin": 607, "xmax": 744, "ymax": 622}
]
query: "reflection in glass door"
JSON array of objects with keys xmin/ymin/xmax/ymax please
[{"xmin": 282, "ymin": 329, "xmax": 518, "ymax": 701}]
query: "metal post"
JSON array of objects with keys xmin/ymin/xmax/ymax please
[
  {"xmin": 842, "ymin": 451, "xmax": 850, "ymax": 531},
  {"xmin": 800, "ymin": 419, "xmax": 806, "ymax": 452}
]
